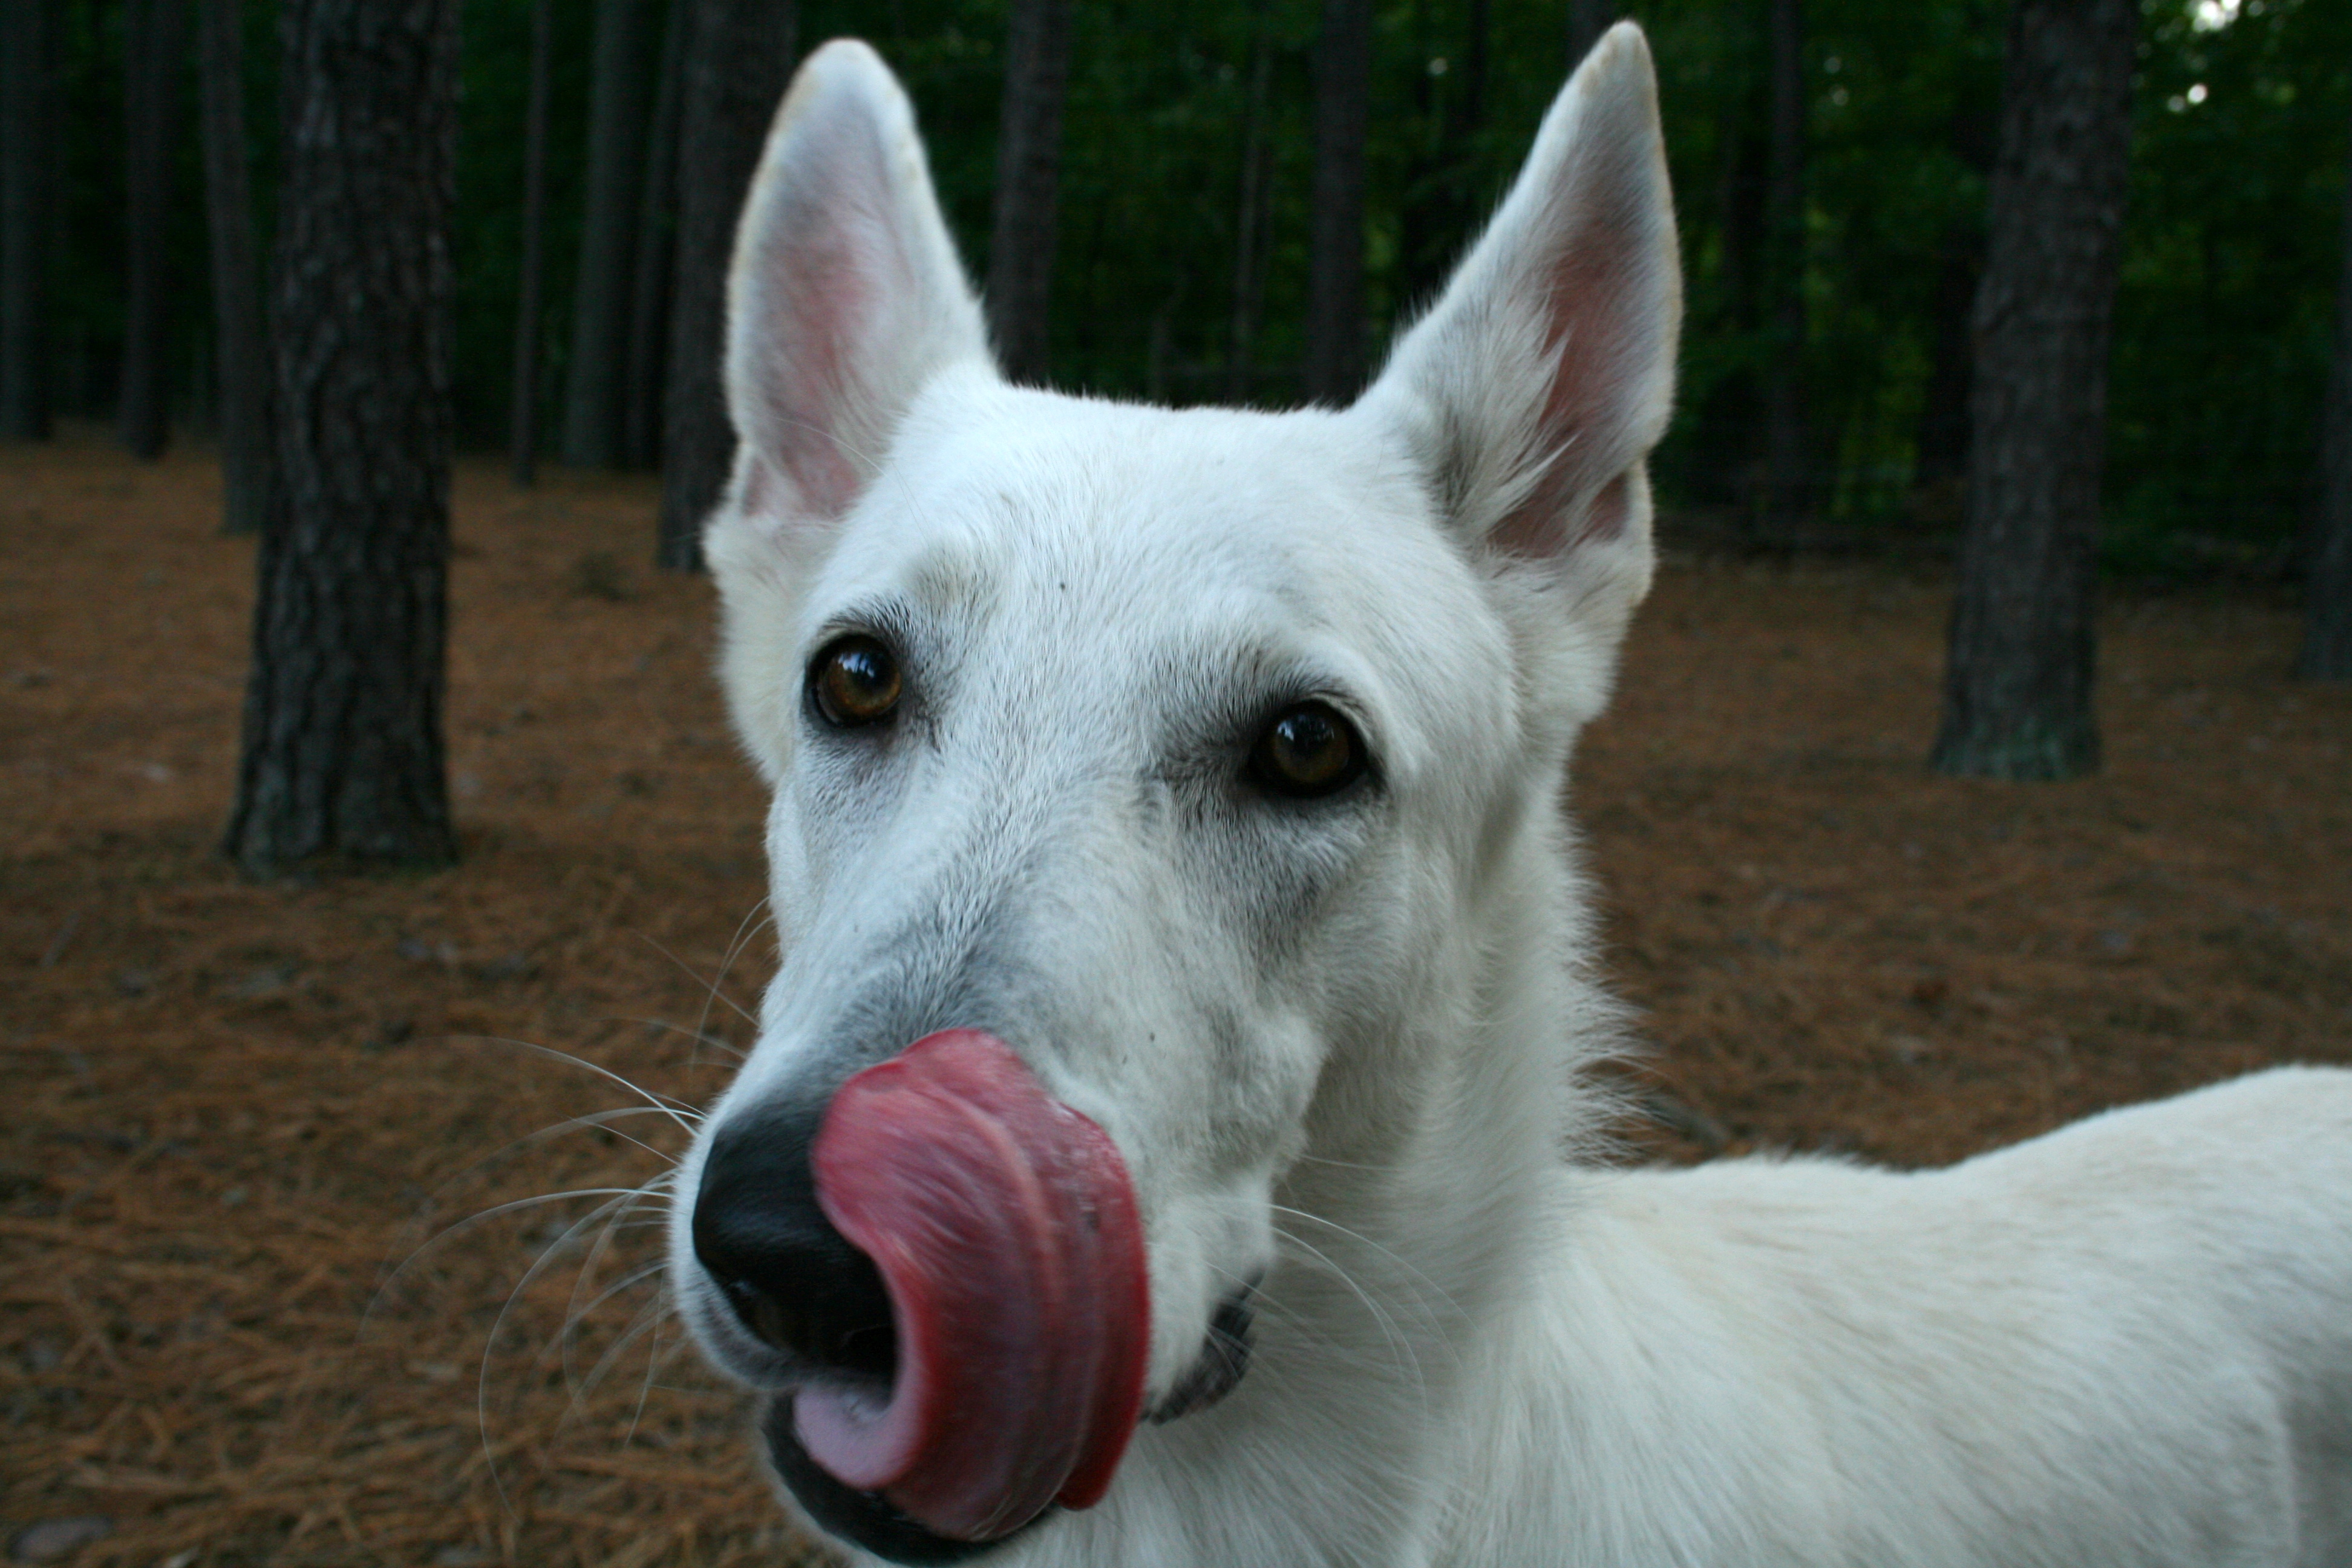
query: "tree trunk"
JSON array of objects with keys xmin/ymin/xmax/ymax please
[
  {"xmin": 226, "ymin": 0, "xmax": 461, "ymax": 874},
  {"xmin": 195, "ymin": 0, "xmax": 273, "ymax": 535},
  {"xmin": 624, "ymin": 0, "xmax": 688, "ymax": 471},
  {"xmin": 509, "ymin": 0, "xmax": 552, "ymax": 488},
  {"xmin": 561, "ymin": 0, "xmax": 649, "ymax": 469},
  {"xmin": 1224, "ymin": 0, "xmax": 1273, "ymax": 403},
  {"xmin": 1931, "ymin": 0, "xmax": 2137, "ymax": 780},
  {"xmin": 2, "ymin": 0, "xmax": 54, "ymax": 440},
  {"xmin": 1758, "ymin": 0, "xmax": 1808, "ymax": 543},
  {"xmin": 1566, "ymin": 0, "xmax": 1612, "ymax": 66},
  {"xmin": 1303, "ymin": 0, "xmax": 1370, "ymax": 403},
  {"xmin": 658, "ymin": 0, "xmax": 795, "ymax": 572},
  {"xmin": 2301, "ymin": 105, "xmax": 2352, "ymax": 681},
  {"xmin": 986, "ymin": 0, "xmax": 1071, "ymax": 385},
  {"xmin": 120, "ymin": 0, "xmax": 186, "ymax": 459}
]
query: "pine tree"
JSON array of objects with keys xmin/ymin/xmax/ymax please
[
  {"xmin": 1224, "ymin": 0, "xmax": 1275, "ymax": 403},
  {"xmin": 119, "ymin": 0, "xmax": 186, "ymax": 459},
  {"xmin": 561, "ymin": 0, "xmax": 651, "ymax": 469},
  {"xmin": 196, "ymin": 0, "xmax": 274, "ymax": 534},
  {"xmin": 624, "ymin": 0, "xmax": 690, "ymax": 471},
  {"xmin": 1304, "ymin": 0, "xmax": 1371, "ymax": 403},
  {"xmin": 226, "ymin": 0, "xmax": 462, "ymax": 873},
  {"xmin": 657, "ymin": 0, "xmax": 795, "ymax": 572},
  {"xmin": 1932, "ymin": 0, "xmax": 2138, "ymax": 779},
  {"xmin": 508, "ymin": 0, "xmax": 552, "ymax": 486},
  {"xmin": 985, "ymin": 0, "xmax": 1072, "ymax": 384}
]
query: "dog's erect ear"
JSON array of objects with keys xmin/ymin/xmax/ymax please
[
  {"xmin": 724, "ymin": 39, "xmax": 991, "ymax": 529},
  {"xmin": 1364, "ymin": 22, "xmax": 1679, "ymax": 585}
]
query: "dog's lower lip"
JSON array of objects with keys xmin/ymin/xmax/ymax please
[
  {"xmin": 1148, "ymin": 1284, "xmax": 1257, "ymax": 1423},
  {"xmin": 762, "ymin": 1397, "xmax": 1052, "ymax": 1567}
]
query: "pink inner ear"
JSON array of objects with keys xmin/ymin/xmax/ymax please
[
  {"xmin": 1488, "ymin": 188, "xmax": 1653, "ymax": 561},
  {"xmin": 753, "ymin": 217, "xmax": 877, "ymax": 521}
]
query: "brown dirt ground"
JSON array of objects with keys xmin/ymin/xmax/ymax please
[{"xmin": 3, "ymin": 429, "xmax": 2348, "ymax": 1567}]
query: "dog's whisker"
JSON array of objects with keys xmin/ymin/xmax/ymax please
[
  {"xmin": 633, "ymin": 929, "xmax": 762, "ymax": 1032},
  {"xmin": 546, "ymin": 1298, "xmax": 668, "ymax": 1448},
  {"xmin": 617, "ymin": 1014, "xmax": 748, "ymax": 1063},
  {"xmin": 624, "ymin": 1312, "xmax": 676, "ymax": 1447},
  {"xmin": 472, "ymin": 1189, "xmax": 648, "ymax": 1518},
  {"xmin": 1289, "ymin": 1152, "xmax": 1411, "ymax": 1174},
  {"xmin": 450, "ymin": 1034, "xmax": 705, "ymax": 1134},
  {"xmin": 376, "ymin": 1050, "xmax": 690, "ymax": 1312},
  {"xmin": 1263, "ymin": 1201, "xmax": 1466, "ymax": 1319},
  {"xmin": 369, "ymin": 1186, "xmax": 649, "ymax": 1334},
  {"xmin": 555, "ymin": 1181, "xmax": 673, "ymax": 1397},
  {"xmin": 474, "ymin": 1104, "xmax": 685, "ymax": 1174},
  {"xmin": 552, "ymin": 1267, "xmax": 673, "ymax": 1422},
  {"xmin": 1268, "ymin": 1224, "xmax": 1428, "ymax": 1406},
  {"xmin": 693, "ymin": 898, "xmax": 776, "ymax": 1071}
]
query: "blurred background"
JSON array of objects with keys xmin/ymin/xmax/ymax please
[{"xmin": 3, "ymin": 0, "xmax": 2347, "ymax": 574}]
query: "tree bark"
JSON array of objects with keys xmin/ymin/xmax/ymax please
[
  {"xmin": 1224, "ymin": 0, "xmax": 1274, "ymax": 403},
  {"xmin": 509, "ymin": 0, "xmax": 552, "ymax": 487},
  {"xmin": 2302, "ymin": 105, "xmax": 2352, "ymax": 681},
  {"xmin": 658, "ymin": 0, "xmax": 795, "ymax": 572},
  {"xmin": 985, "ymin": 0, "xmax": 1071, "ymax": 385},
  {"xmin": 1931, "ymin": 0, "xmax": 2137, "ymax": 780},
  {"xmin": 196, "ymin": 0, "xmax": 273, "ymax": 535},
  {"xmin": 120, "ymin": 0, "xmax": 186, "ymax": 459},
  {"xmin": 1304, "ymin": 0, "xmax": 1371, "ymax": 403},
  {"xmin": 1759, "ymin": 0, "xmax": 1808, "ymax": 543},
  {"xmin": 2, "ymin": 0, "xmax": 54, "ymax": 440},
  {"xmin": 226, "ymin": 0, "xmax": 461, "ymax": 874},
  {"xmin": 1566, "ymin": 0, "xmax": 1612, "ymax": 67},
  {"xmin": 561, "ymin": 0, "xmax": 649, "ymax": 468}
]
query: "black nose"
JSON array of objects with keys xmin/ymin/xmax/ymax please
[{"xmin": 691, "ymin": 1101, "xmax": 898, "ymax": 1384}]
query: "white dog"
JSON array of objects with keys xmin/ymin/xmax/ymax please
[{"xmin": 666, "ymin": 25, "xmax": 2352, "ymax": 1566}]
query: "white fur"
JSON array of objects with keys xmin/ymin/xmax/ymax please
[{"xmin": 669, "ymin": 28, "xmax": 2352, "ymax": 1567}]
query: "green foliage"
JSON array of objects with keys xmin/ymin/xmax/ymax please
[
  {"xmin": 27, "ymin": 0, "xmax": 2352, "ymax": 570},
  {"xmin": 2108, "ymin": 0, "xmax": 2352, "ymax": 573}
]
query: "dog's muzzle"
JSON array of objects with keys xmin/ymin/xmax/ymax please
[{"xmin": 692, "ymin": 1031, "xmax": 1150, "ymax": 1561}]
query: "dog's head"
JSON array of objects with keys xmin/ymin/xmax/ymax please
[{"xmin": 669, "ymin": 28, "xmax": 1677, "ymax": 1563}]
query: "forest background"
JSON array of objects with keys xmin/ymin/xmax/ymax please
[{"xmin": 12, "ymin": 0, "xmax": 2351, "ymax": 579}]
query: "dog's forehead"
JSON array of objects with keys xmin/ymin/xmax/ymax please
[{"xmin": 823, "ymin": 385, "xmax": 1473, "ymax": 658}]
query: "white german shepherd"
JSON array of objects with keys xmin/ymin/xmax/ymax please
[{"xmin": 665, "ymin": 26, "xmax": 2352, "ymax": 1566}]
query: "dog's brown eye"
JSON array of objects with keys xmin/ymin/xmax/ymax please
[
  {"xmin": 1249, "ymin": 702, "xmax": 1365, "ymax": 799},
  {"xmin": 810, "ymin": 635, "xmax": 901, "ymax": 727}
]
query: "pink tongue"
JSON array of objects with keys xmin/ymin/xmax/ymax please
[{"xmin": 796, "ymin": 1030, "xmax": 1150, "ymax": 1542}]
